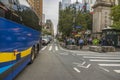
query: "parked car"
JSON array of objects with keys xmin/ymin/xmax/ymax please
[{"xmin": 42, "ymin": 37, "xmax": 50, "ymax": 45}]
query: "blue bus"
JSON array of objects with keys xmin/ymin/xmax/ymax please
[{"xmin": 0, "ymin": 0, "xmax": 41, "ymax": 80}]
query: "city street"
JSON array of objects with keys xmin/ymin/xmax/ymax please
[{"xmin": 15, "ymin": 40, "xmax": 120, "ymax": 80}]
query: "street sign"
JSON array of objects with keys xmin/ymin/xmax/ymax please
[{"xmin": 75, "ymin": 26, "xmax": 82, "ymax": 29}]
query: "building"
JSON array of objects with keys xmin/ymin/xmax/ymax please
[
  {"xmin": 59, "ymin": 2, "xmax": 62, "ymax": 10},
  {"xmin": 44, "ymin": 20, "xmax": 54, "ymax": 36},
  {"xmin": 115, "ymin": 0, "xmax": 120, "ymax": 5},
  {"xmin": 27, "ymin": 0, "xmax": 43, "ymax": 21},
  {"xmin": 82, "ymin": 0, "xmax": 96, "ymax": 12},
  {"xmin": 60, "ymin": 0, "xmax": 71, "ymax": 10},
  {"xmin": 71, "ymin": 1, "xmax": 83, "ymax": 11},
  {"xmin": 27, "ymin": 0, "xmax": 34, "ymax": 8},
  {"xmin": 42, "ymin": 14, "xmax": 45, "ymax": 26},
  {"xmin": 92, "ymin": 0, "xmax": 114, "ymax": 34}
]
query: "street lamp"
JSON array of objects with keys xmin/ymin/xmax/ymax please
[{"xmin": 72, "ymin": 0, "xmax": 78, "ymax": 35}]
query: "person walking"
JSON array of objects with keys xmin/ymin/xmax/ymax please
[{"xmin": 79, "ymin": 38, "xmax": 84, "ymax": 49}]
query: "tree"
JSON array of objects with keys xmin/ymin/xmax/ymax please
[
  {"xmin": 58, "ymin": 7, "xmax": 93, "ymax": 37},
  {"xmin": 42, "ymin": 29, "xmax": 52, "ymax": 35},
  {"xmin": 110, "ymin": 5, "xmax": 120, "ymax": 30},
  {"xmin": 58, "ymin": 7, "xmax": 73, "ymax": 36}
]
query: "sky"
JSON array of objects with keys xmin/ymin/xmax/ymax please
[{"xmin": 43, "ymin": 0, "xmax": 82, "ymax": 35}]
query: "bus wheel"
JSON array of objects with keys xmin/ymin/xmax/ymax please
[{"xmin": 29, "ymin": 47, "xmax": 35, "ymax": 64}]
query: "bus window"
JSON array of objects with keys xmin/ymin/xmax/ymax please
[
  {"xmin": 0, "ymin": 0, "xmax": 10, "ymax": 8},
  {"xmin": 0, "ymin": 8, "xmax": 5, "ymax": 17}
]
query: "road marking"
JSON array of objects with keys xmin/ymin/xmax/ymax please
[
  {"xmin": 59, "ymin": 53, "xmax": 68, "ymax": 55},
  {"xmin": 86, "ymin": 64, "xmax": 91, "ymax": 68},
  {"xmin": 81, "ymin": 61, "xmax": 86, "ymax": 65},
  {"xmin": 114, "ymin": 70, "xmax": 120, "ymax": 73},
  {"xmin": 73, "ymin": 67, "xmax": 80, "ymax": 73},
  {"xmin": 90, "ymin": 59, "xmax": 120, "ymax": 62},
  {"xmin": 55, "ymin": 46, "xmax": 58, "ymax": 51},
  {"xmin": 77, "ymin": 54, "xmax": 120, "ymax": 57},
  {"xmin": 99, "ymin": 67, "xmax": 110, "ymax": 72},
  {"xmin": 41, "ymin": 46, "xmax": 47, "ymax": 51},
  {"xmin": 78, "ymin": 64, "xmax": 91, "ymax": 69},
  {"xmin": 83, "ymin": 56, "xmax": 120, "ymax": 59},
  {"xmin": 72, "ymin": 53, "xmax": 76, "ymax": 56},
  {"xmin": 98, "ymin": 64, "xmax": 120, "ymax": 67},
  {"xmin": 49, "ymin": 46, "xmax": 52, "ymax": 51},
  {"xmin": 76, "ymin": 53, "xmax": 100, "ymax": 56},
  {"xmin": 73, "ymin": 62, "xmax": 81, "ymax": 66}
]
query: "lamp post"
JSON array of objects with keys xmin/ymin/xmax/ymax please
[{"xmin": 72, "ymin": 0, "xmax": 78, "ymax": 35}]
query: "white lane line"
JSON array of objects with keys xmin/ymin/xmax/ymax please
[
  {"xmin": 72, "ymin": 53, "xmax": 76, "ymax": 56},
  {"xmin": 41, "ymin": 46, "xmax": 47, "ymax": 51},
  {"xmin": 81, "ymin": 61, "xmax": 86, "ymax": 65},
  {"xmin": 98, "ymin": 64, "xmax": 120, "ymax": 67},
  {"xmin": 49, "ymin": 46, "xmax": 52, "ymax": 51},
  {"xmin": 73, "ymin": 62, "xmax": 81, "ymax": 65},
  {"xmin": 78, "ymin": 54, "xmax": 120, "ymax": 56},
  {"xmin": 73, "ymin": 67, "xmax": 80, "ymax": 73},
  {"xmin": 90, "ymin": 59, "xmax": 120, "ymax": 62},
  {"xmin": 78, "ymin": 64, "xmax": 91, "ymax": 69},
  {"xmin": 77, "ymin": 53, "xmax": 100, "ymax": 56},
  {"xmin": 83, "ymin": 56, "xmax": 120, "ymax": 59},
  {"xmin": 114, "ymin": 70, "xmax": 120, "ymax": 73},
  {"xmin": 59, "ymin": 53, "xmax": 68, "ymax": 55},
  {"xmin": 99, "ymin": 67, "xmax": 110, "ymax": 72},
  {"xmin": 86, "ymin": 64, "xmax": 91, "ymax": 68},
  {"xmin": 55, "ymin": 46, "xmax": 58, "ymax": 51}
]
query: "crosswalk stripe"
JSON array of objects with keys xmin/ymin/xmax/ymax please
[
  {"xmin": 55, "ymin": 46, "xmax": 58, "ymax": 51},
  {"xmin": 99, "ymin": 64, "xmax": 120, "ymax": 66},
  {"xmin": 49, "ymin": 46, "xmax": 52, "ymax": 51},
  {"xmin": 99, "ymin": 67, "xmax": 110, "ymax": 72},
  {"xmin": 41, "ymin": 46, "xmax": 47, "ymax": 51},
  {"xmin": 90, "ymin": 59, "xmax": 120, "ymax": 62},
  {"xmin": 83, "ymin": 56, "xmax": 120, "ymax": 59},
  {"xmin": 114, "ymin": 70, "xmax": 120, "ymax": 73},
  {"xmin": 77, "ymin": 53, "xmax": 120, "ymax": 56}
]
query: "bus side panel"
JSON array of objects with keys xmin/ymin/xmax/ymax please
[
  {"xmin": 0, "ymin": 17, "xmax": 40, "ymax": 52},
  {"xmin": 3, "ymin": 55, "xmax": 30, "ymax": 80},
  {"xmin": 0, "ymin": 48, "xmax": 32, "ymax": 80}
]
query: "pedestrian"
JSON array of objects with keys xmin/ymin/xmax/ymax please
[
  {"xmin": 79, "ymin": 38, "xmax": 84, "ymax": 49},
  {"xmin": 92, "ymin": 37, "xmax": 99, "ymax": 45},
  {"xmin": 88, "ymin": 37, "xmax": 92, "ymax": 45},
  {"xmin": 72, "ymin": 38, "xmax": 75, "ymax": 45}
]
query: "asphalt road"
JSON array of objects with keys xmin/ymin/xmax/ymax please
[{"xmin": 15, "ymin": 41, "xmax": 120, "ymax": 80}]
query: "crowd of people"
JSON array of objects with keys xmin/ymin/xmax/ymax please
[{"xmin": 64, "ymin": 37, "xmax": 114, "ymax": 49}]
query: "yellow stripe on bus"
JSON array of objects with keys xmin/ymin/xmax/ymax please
[
  {"xmin": 21, "ymin": 48, "xmax": 32, "ymax": 57},
  {"xmin": 0, "ymin": 48, "xmax": 32, "ymax": 63},
  {"xmin": 0, "ymin": 52, "xmax": 15, "ymax": 63}
]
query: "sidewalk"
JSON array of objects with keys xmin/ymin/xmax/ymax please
[
  {"xmin": 59, "ymin": 42, "xmax": 89, "ymax": 51},
  {"xmin": 59, "ymin": 42, "xmax": 120, "ymax": 52}
]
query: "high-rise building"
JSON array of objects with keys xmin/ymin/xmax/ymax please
[
  {"xmin": 59, "ymin": 2, "xmax": 62, "ymax": 10},
  {"xmin": 61, "ymin": 0, "xmax": 71, "ymax": 9},
  {"xmin": 44, "ymin": 19, "xmax": 54, "ymax": 36},
  {"xmin": 27, "ymin": 0, "xmax": 34, "ymax": 8},
  {"xmin": 62, "ymin": 0, "xmax": 71, "ymax": 4},
  {"xmin": 82, "ymin": 0, "xmax": 96, "ymax": 12},
  {"xmin": 71, "ymin": 1, "xmax": 83, "ymax": 11},
  {"xmin": 27, "ymin": 0, "xmax": 43, "ymax": 21},
  {"xmin": 42, "ymin": 14, "xmax": 45, "ymax": 25}
]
